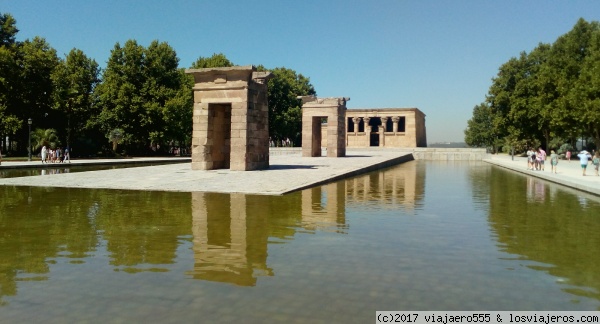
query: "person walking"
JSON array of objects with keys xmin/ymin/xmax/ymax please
[
  {"xmin": 550, "ymin": 150, "xmax": 558, "ymax": 174},
  {"xmin": 566, "ymin": 150, "xmax": 571, "ymax": 161},
  {"xmin": 593, "ymin": 151, "xmax": 600, "ymax": 176},
  {"xmin": 41, "ymin": 145, "xmax": 47, "ymax": 164},
  {"xmin": 64, "ymin": 147, "xmax": 71, "ymax": 163},
  {"xmin": 526, "ymin": 148, "xmax": 534, "ymax": 170},
  {"xmin": 577, "ymin": 150, "xmax": 592, "ymax": 176},
  {"xmin": 537, "ymin": 147, "xmax": 546, "ymax": 171}
]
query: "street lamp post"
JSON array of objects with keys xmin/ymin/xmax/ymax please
[{"xmin": 28, "ymin": 118, "xmax": 32, "ymax": 161}]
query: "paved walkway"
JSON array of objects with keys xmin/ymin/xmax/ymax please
[
  {"xmin": 0, "ymin": 156, "xmax": 190, "ymax": 169},
  {"xmin": 484, "ymin": 154, "xmax": 600, "ymax": 196},
  {"xmin": 0, "ymin": 150, "xmax": 413, "ymax": 195}
]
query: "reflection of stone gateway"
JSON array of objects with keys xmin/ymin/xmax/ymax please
[
  {"xmin": 190, "ymin": 192, "xmax": 273, "ymax": 286},
  {"xmin": 186, "ymin": 66, "xmax": 273, "ymax": 171}
]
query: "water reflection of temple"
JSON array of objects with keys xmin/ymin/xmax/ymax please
[
  {"xmin": 188, "ymin": 187, "xmax": 352, "ymax": 286},
  {"xmin": 188, "ymin": 162, "xmax": 424, "ymax": 286},
  {"xmin": 344, "ymin": 161, "xmax": 424, "ymax": 210},
  {"xmin": 189, "ymin": 193, "xmax": 273, "ymax": 286},
  {"xmin": 301, "ymin": 182, "xmax": 348, "ymax": 233}
]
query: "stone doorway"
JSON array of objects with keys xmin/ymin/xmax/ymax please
[
  {"xmin": 208, "ymin": 103, "xmax": 231, "ymax": 169},
  {"xmin": 368, "ymin": 117, "xmax": 382, "ymax": 147},
  {"xmin": 311, "ymin": 116, "xmax": 325, "ymax": 156}
]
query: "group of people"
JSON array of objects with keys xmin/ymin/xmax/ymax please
[
  {"xmin": 526, "ymin": 147, "xmax": 548, "ymax": 172},
  {"xmin": 527, "ymin": 147, "xmax": 600, "ymax": 176},
  {"xmin": 40, "ymin": 145, "xmax": 70, "ymax": 164},
  {"xmin": 269, "ymin": 137, "xmax": 293, "ymax": 147}
]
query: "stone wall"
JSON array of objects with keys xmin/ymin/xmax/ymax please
[
  {"xmin": 270, "ymin": 147, "xmax": 490, "ymax": 160},
  {"xmin": 394, "ymin": 148, "xmax": 489, "ymax": 160}
]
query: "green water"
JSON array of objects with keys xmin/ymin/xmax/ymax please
[{"xmin": 0, "ymin": 161, "xmax": 599, "ymax": 323}]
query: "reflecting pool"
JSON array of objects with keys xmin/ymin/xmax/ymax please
[{"xmin": 1, "ymin": 161, "xmax": 599, "ymax": 323}]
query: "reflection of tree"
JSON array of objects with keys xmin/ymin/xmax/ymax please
[
  {"xmin": 94, "ymin": 190, "xmax": 192, "ymax": 270},
  {"xmin": 486, "ymin": 167, "xmax": 600, "ymax": 302},
  {"xmin": 0, "ymin": 186, "xmax": 99, "ymax": 305},
  {"xmin": 0, "ymin": 186, "xmax": 193, "ymax": 304}
]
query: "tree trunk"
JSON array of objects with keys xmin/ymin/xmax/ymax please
[{"xmin": 594, "ymin": 127, "xmax": 600, "ymax": 152}]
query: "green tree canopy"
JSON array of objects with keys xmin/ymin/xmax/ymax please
[
  {"xmin": 190, "ymin": 53, "xmax": 234, "ymax": 69},
  {"xmin": 0, "ymin": 13, "xmax": 18, "ymax": 46},
  {"xmin": 94, "ymin": 40, "xmax": 183, "ymax": 154},
  {"xmin": 467, "ymin": 18, "xmax": 600, "ymax": 152},
  {"xmin": 0, "ymin": 12, "xmax": 59, "ymax": 154},
  {"xmin": 51, "ymin": 48, "xmax": 100, "ymax": 149},
  {"xmin": 262, "ymin": 66, "xmax": 316, "ymax": 145},
  {"xmin": 31, "ymin": 128, "xmax": 60, "ymax": 150},
  {"xmin": 464, "ymin": 103, "xmax": 496, "ymax": 150}
]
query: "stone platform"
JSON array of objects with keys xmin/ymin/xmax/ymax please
[{"xmin": 0, "ymin": 150, "xmax": 413, "ymax": 195}]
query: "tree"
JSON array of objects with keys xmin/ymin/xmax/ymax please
[
  {"xmin": 190, "ymin": 53, "xmax": 233, "ymax": 69},
  {"xmin": 94, "ymin": 40, "xmax": 183, "ymax": 154},
  {"xmin": 51, "ymin": 48, "xmax": 100, "ymax": 150},
  {"xmin": 464, "ymin": 103, "xmax": 497, "ymax": 150},
  {"xmin": 262, "ymin": 66, "xmax": 316, "ymax": 145},
  {"xmin": 571, "ymin": 22, "xmax": 600, "ymax": 147},
  {"xmin": 0, "ymin": 13, "xmax": 21, "ymax": 152},
  {"xmin": 31, "ymin": 128, "xmax": 60, "ymax": 151},
  {"xmin": 108, "ymin": 128, "xmax": 124, "ymax": 152},
  {"xmin": 473, "ymin": 18, "xmax": 600, "ymax": 152},
  {"xmin": 9, "ymin": 37, "xmax": 59, "ymax": 154},
  {"xmin": 545, "ymin": 18, "xmax": 599, "ymax": 146},
  {"xmin": 163, "ymin": 69, "xmax": 193, "ymax": 151},
  {"xmin": 0, "ymin": 13, "xmax": 18, "ymax": 47}
]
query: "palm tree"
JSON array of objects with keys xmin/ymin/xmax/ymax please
[
  {"xmin": 108, "ymin": 128, "xmax": 124, "ymax": 152},
  {"xmin": 31, "ymin": 128, "xmax": 60, "ymax": 151}
]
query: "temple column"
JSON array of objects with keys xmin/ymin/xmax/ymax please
[
  {"xmin": 392, "ymin": 116, "xmax": 400, "ymax": 133},
  {"xmin": 380, "ymin": 117, "xmax": 388, "ymax": 147},
  {"xmin": 352, "ymin": 117, "xmax": 361, "ymax": 134},
  {"xmin": 363, "ymin": 117, "xmax": 371, "ymax": 147}
]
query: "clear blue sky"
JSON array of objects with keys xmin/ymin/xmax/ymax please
[{"xmin": 3, "ymin": 0, "xmax": 600, "ymax": 143}]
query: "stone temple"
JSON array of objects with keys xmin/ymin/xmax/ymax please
[
  {"xmin": 186, "ymin": 65, "xmax": 427, "ymax": 171},
  {"xmin": 343, "ymin": 108, "xmax": 427, "ymax": 148}
]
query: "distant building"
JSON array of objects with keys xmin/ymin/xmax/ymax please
[{"xmin": 322, "ymin": 108, "xmax": 427, "ymax": 148}]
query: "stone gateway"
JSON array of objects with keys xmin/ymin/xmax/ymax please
[
  {"xmin": 299, "ymin": 96, "xmax": 349, "ymax": 157},
  {"xmin": 186, "ymin": 66, "xmax": 272, "ymax": 171}
]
